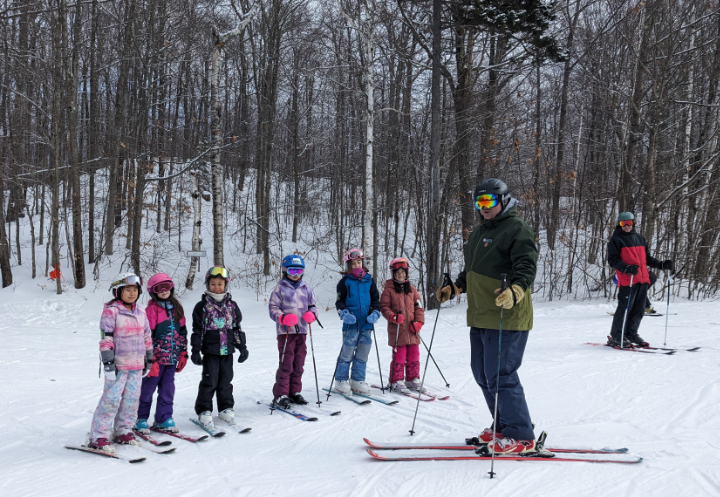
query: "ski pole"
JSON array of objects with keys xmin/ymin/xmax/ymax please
[
  {"xmin": 488, "ymin": 273, "xmax": 508, "ymax": 479},
  {"xmin": 619, "ymin": 274, "xmax": 635, "ymax": 349},
  {"xmin": 389, "ymin": 312, "xmax": 402, "ymax": 390},
  {"xmin": 409, "ymin": 299, "xmax": 444, "ymax": 435},
  {"xmin": 663, "ymin": 274, "xmax": 672, "ymax": 346},
  {"xmin": 419, "ymin": 335, "xmax": 450, "ymax": 388},
  {"xmin": 371, "ymin": 325, "xmax": 385, "ymax": 393},
  {"xmin": 305, "ymin": 324, "xmax": 322, "ymax": 407}
]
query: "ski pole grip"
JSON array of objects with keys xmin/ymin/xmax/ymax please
[{"xmin": 500, "ymin": 273, "xmax": 507, "ymax": 292}]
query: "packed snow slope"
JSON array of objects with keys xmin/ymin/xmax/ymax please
[{"xmin": 1, "ymin": 275, "xmax": 719, "ymax": 496}]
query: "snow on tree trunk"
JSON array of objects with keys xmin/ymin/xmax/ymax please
[{"xmin": 186, "ymin": 170, "xmax": 202, "ymax": 290}]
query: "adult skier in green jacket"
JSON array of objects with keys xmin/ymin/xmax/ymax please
[{"xmin": 436, "ymin": 178, "xmax": 538, "ymax": 454}]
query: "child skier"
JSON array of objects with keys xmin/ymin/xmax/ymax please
[
  {"xmin": 134, "ymin": 273, "xmax": 188, "ymax": 434},
  {"xmin": 88, "ymin": 273, "xmax": 152, "ymax": 453},
  {"xmin": 190, "ymin": 266, "xmax": 248, "ymax": 429},
  {"xmin": 333, "ymin": 248, "xmax": 381, "ymax": 395},
  {"xmin": 269, "ymin": 255, "xmax": 319, "ymax": 409},
  {"xmin": 379, "ymin": 257, "xmax": 425, "ymax": 393}
]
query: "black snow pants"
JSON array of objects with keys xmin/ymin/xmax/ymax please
[
  {"xmin": 611, "ymin": 283, "xmax": 649, "ymax": 341},
  {"xmin": 195, "ymin": 353, "xmax": 234, "ymax": 414}
]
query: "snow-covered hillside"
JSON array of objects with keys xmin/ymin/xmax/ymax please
[{"xmin": 1, "ymin": 267, "xmax": 718, "ymax": 496}]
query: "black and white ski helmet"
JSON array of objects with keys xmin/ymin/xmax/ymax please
[{"xmin": 474, "ymin": 178, "xmax": 511, "ymax": 210}]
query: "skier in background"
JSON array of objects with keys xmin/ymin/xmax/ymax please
[{"xmin": 607, "ymin": 212, "xmax": 673, "ymax": 347}]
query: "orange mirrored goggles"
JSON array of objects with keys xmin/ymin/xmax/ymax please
[
  {"xmin": 207, "ymin": 266, "xmax": 230, "ymax": 279},
  {"xmin": 475, "ymin": 194, "xmax": 499, "ymax": 210},
  {"xmin": 619, "ymin": 220, "xmax": 634, "ymax": 227}
]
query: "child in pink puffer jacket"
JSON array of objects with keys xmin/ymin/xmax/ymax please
[{"xmin": 87, "ymin": 273, "xmax": 152, "ymax": 454}]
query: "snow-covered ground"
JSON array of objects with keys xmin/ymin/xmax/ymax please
[{"xmin": 1, "ymin": 271, "xmax": 719, "ymax": 496}]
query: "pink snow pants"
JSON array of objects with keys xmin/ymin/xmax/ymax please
[
  {"xmin": 90, "ymin": 370, "xmax": 142, "ymax": 441},
  {"xmin": 389, "ymin": 344, "xmax": 420, "ymax": 383}
]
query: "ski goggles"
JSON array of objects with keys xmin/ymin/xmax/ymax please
[
  {"xmin": 390, "ymin": 260, "xmax": 409, "ymax": 270},
  {"xmin": 347, "ymin": 249, "xmax": 364, "ymax": 260},
  {"xmin": 111, "ymin": 275, "xmax": 143, "ymax": 288},
  {"xmin": 619, "ymin": 220, "xmax": 634, "ymax": 227},
  {"xmin": 287, "ymin": 267, "xmax": 304, "ymax": 276},
  {"xmin": 150, "ymin": 281, "xmax": 174, "ymax": 293},
  {"xmin": 475, "ymin": 194, "xmax": 499, "ymax": 210},
  {"xmin": 207, "ymin": 266, "xmax": 230, "ymax": 279}
]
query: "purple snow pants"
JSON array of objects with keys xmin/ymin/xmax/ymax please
[
  {"xmin": 272, "ymin": 334, "xmax": 307, "ymax": 398},
  {"xmin": 138, "ymin": 364, "xmax": 176, "ymax": 423}
]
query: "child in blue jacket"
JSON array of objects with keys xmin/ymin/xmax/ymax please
[{"xmin": 333, "ymin": 248, "xmax": 381, "ymax": 395}]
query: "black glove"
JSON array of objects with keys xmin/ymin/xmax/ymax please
[
  {"xmin": 662, "ymin": 260, "xmax": 674, "ymax": 271},
  {"xmin": 237, "ymin": 347, "xmax": 249, "ymax": 363},
  {"xmin": 624, "ymin": 264, "xmax": 639, "ymax": 276},
  {"xmin": 191, "ymin": 350, "xmax": 202, "ymax": 366},
  {"xmin": 235, "ymin": 331, "xmax": 248, "ymax": 363}
]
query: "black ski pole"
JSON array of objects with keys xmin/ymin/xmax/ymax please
[
  {"xmin": 305, "ymin": 323, "xmax": 322, "ymax": 407},
  {"xmin": 419, "ymin": 335, "xmax": 450, "ymax": 388},
  {"xmin": 409, "ymin": 301, "xmax": 443, "ymax": 435},
  {"xmin": 371, "ymin": 325, "xmax": 385, "ymax": 393},
  {"xmin": 619, "ymin": 274, "xmax": 635, "ymax": 349},
  {"xmin": 663, "ymin": 274, "xmax": 672, "ymax": 346},
  {"xmin": 488, "ymin": 273, "xmax": 508, "ymax": 479}
]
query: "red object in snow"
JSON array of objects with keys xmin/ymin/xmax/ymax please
[{"xmin": 50, "ymin": 264, "xmax": 62, "ymax": 280}]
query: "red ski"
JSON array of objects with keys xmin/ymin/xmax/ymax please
[
  {"xmin": 362, "ymin": 438, "xmax": 629, "ymax": 454},
  {"xmin": 149, "ymin": 427, "xmax": 208, "ymax": 442},
  {"xmin": 133, "ymin": 429, "xmax": 173, "ymax": 446},
  {"xmin": 366, "ymin": 448, "xmax": 642, "ymax": 464}
]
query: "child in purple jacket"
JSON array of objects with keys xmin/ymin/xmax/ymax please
[
  {"xmin": 87, "ymin": 273, "xmax": 152, "ymax": 453},
  {"xmin": 269, "ymin": 255, "xmax": 319, "ymax": 409}
]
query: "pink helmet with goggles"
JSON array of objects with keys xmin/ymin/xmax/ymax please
[
  {"xmin": 389, "ymin": 257, "xmax": 410, "ymax": 277},
  {"xmin": 343, "ymin": 248, "xmax": 365, "ymax": 266},
  {"xmin": 147, "ymin": 273, "xmax": 174, "ymax": 295}
]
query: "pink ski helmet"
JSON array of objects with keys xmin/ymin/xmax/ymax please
[
  {"xmin": 147, "ymin": 273, "xmax": 174, "ymax": 295},
  {"xmin": 343, "ymin": 248, "xmax": 365, "ymax": 267},
  {"xmin": 389, "ymin": 257, "xmax": 410, "ymax": 277}
]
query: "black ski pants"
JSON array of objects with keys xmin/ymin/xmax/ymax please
[
  {"xmin": 610, "ymin": 283, "xmax": 649, "ymax": 341},
  {"xmin": 195, "ymin": 353, "xmax": 234, "ymax": 414}
]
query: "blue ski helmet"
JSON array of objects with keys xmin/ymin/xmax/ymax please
[{"xmin": 281, "ymin": 255, "xmax": 305, "ymax": 273}]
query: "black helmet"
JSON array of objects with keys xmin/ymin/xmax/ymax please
[{"xmin": 474, "ymin": 178, "xmax": 511, "ymax": 210}]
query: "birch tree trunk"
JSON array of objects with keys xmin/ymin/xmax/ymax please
[{"xmin": 186, "ymin": 170, "xmax": 202, "ymax": 289}]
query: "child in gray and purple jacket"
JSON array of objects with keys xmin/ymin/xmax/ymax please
[{"xmin": 269, "ymin": 255, "xmax": 318, "ymax": 409}]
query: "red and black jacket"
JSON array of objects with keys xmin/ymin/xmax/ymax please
[{"xmin": 607, "ymin": 226, "xmax": 662, "ymax": 286}]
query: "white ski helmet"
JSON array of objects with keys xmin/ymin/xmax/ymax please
[{"xmin": 109, "ymin": 272, "xmax": 143, "ymax": 299}]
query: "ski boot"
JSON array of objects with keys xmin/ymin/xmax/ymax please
[
  {"xmin": 113, "ymin": 431, "xmax": 140, "ymax": 446},
  {"xmin": 218, "ymin": 409, "xmax": 235, "ymax": 424},
  {"xmin": 154, "ymin": 417, "xmax": 179, "ymax": 433},
  {"xmin": 350, "ymin": 380, "xmax": 371, "ymax": 395},
  {"xmin": 333, "ymin": 381, "xmax": 351, "ymax": 395},
  {"xmin": 133, "ymin": 418, "xmax": 150, "ymax": 434},
  {"xmin": 489, "ymin": 436, "xmax": 536, "ymax": 454},
  {"xmin": 627, "ymin": 334, "xmax": 649, "ymax": 347},
  {"xmin": 86, "ymin": 435, "xmax": 115, "ymax": 454},
  {"xmin": 390, "ymin": 381, "xmax": 411, "ymax": 394},
  {"xmin": 272, "ymin": 395, "xmax": 292, "ymax": 409},
  {"xmin": 404, "ymin": 378, "xmax": 426, "ymax": 393},
  {"xmin": 198, "ymin": 411, "xmax": 215, "ymax": 430},
  {"xmin": 606, "ymin": 336, "xmax": 633, "ymax": 348},
  {"xmin": 289, "ymin": 393, "xmax": 308, "ymax": 405}
]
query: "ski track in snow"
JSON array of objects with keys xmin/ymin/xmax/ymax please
[{"xmin": 1, "ymin": 280, "xmax": 719, "ymax": 496}]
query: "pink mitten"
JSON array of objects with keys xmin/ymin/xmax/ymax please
[
  {"xmin": 303, "ymin": 311, "xmax": 316, "ymax": 324},
  {"xmin": 279, "ymin": 314, "xmax": 299, "ymax": 327}
]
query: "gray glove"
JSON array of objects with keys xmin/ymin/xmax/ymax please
[{"xmin": 101, "ymin": 349, "xmax": 116, "ymax": 381}]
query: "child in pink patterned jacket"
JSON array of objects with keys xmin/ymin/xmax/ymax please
[{"xmin": 87, "ymin": 272, "xmax": 153, "ymax": 453}]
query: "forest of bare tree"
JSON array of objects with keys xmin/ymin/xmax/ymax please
[{"xmin": 1, "ymin": 0, "xmax": 719, "ymax": 306}]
